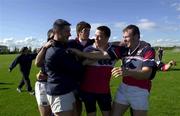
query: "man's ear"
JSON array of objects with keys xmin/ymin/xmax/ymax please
[{"xmin": 134, "ymin": 34, "xmax": 139, "ymax": 39}]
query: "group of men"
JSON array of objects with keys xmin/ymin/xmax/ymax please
[{"xmin": 10, "ymin": 19, "xmax": 157, "ymax": 116}]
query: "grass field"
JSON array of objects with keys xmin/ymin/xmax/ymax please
[{"xmin": 0, "ymin": 50, "xmax": 180, "ymax": 116}]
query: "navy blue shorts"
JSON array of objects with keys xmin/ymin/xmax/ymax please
[
  {"xmin": 73, "ymin": 89, "xmax": 82, "ymax": 101},
  {"xmin": 81, "ymin": 91, "xmax": 112, "ymax": 113}
]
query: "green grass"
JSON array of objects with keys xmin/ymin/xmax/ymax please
[{"xmin": 0, "ymin": 50, "xmax": 180, "ymax": 116}]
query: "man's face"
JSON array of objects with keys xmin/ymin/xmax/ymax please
[
  {"xmin": 23, "ymin": 49, "xmax": 29, "ymax": 55},
  {"xmin": 95, "ymin": 30, "xmax": 108, "ymax": 47},
  {"xmin": 79, "ymin": 28, "xmax": 90, "ymax": 41},
  {"xmin": 122, "ymin": 29, "xmax": 138, "ymax": 48},
  {"xmin": 58, "ymin": 26, "xmax": 71, "ymax": 42}
]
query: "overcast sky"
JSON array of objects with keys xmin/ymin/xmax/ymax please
[{"xmin": 0, "ymin": 0, "xmax": 180, "ymax": 50}]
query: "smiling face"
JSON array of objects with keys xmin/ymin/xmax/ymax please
[
  {"xmin": 94, "ymin": 30, "xmax": 108, "ymax": 48},
  {"xmin": 122, "ymin": 29, "xmax": 139, "ymax": 49},
  {"xmin": 76, "ymin": 21, "xmax": 91, "ymax": 41},
  {"xmin": 79, "ymin": 27, "xmax": 90, "ymax": 41}
]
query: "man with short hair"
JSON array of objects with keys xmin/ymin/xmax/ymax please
[
  {"xmin": 9, "ymin": 47, "xmax": 37, "ymax": 95},
  {"xmin": 156, "ymin": 60, "xmax": 176, "ymax": 71},
  {"xmin": 68, "ymin": 21, "xmax": 94, "ymax": 116},
  {"xmin": 157, "ymin": 47, "xmax": 163, "ymax": 61},
  {"xmin": 69, "ymin": 25, "xmax": 157, "ymax": 116},
  {"xmin": 34, "ymin": 29, "xmax": 54, "ymax": 116},
  {"xmin": 44, "ymin": 19, "xmax": 83, "ymax": 116},
  {"xmin": 68, "ymin": 21, "xmax": 94, "ymax": 51},
  {"xmin": 110, "ymin": 25, "xmax": 157, "ymax": 116},
  {"xmin": 80, "ymin": 26, "xmax": 121, "ymax": 116},
  {"xmin": 35, "ymin": 21, "xmax": 93, "ymax": 116}
]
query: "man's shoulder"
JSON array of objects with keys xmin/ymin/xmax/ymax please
[
  {"xmin": 68, "ymin": 39, "xmax": 77, "ymax": 43},
  {"xmin": 140, "ymin": 41, "xmax": 151, "ymax": 47},
  {"xmin": 47, "ymin": 46, "xmax": 65, "ymax": 53},
  {"xmin": 108, "ymin": 44, "xmax": 128, "ymax": 51},
  {"xmin": 84, "ymin": 44, "xmax": 96, "ymax": 52},
  {"xmin": 139, "ymin": 41, "xmax": 154, "ymax": 52},
  {"xmin": 16, "ymin": 54, "xmax": 22, "ymax": 57},
  {"xmin": 87, "ymin": 38, "xmax": 95, "ymax": 43},
  {"xmin": 68, "ymin": 39, "xmax": 80, "ymax": 47}
]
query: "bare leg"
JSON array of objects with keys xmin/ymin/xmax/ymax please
[
  {"xmin": 130, "ymin": 107, "xmax": 133, "ymax": 116},
  {"xmin": 38, "ymin": 105, "xmax": 52, "ymax": 116},
  {"xmin": 111, "ymin": 102, "xmax": 129, "ymax": 116},
  {"xmin": 102, "ymin": 111, "xmax": 110, "ymax": 116},
  {"xmin": 133, "ymin": 109, "xmax": 147, "ymax": 116},
  {"xmin": 54, "ymin": 110, "xmax": 73, "ymax": 116},
  {"xmin": 73, "ymin": 100, "xmax": 82, "ymax": 116},
  {"xmin": 87, "ymin": 112, "xmax": 96, "ymax": 116}
]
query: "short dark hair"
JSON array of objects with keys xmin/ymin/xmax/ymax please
[
  {"xmin": 53, "ymin": 19, "xmax": 71, "ymax": 30},
  {"xmin": 76, "ymin": 21, "xmax": 91, "ymax": 35},
  {"xmin": 97, "ymin": 26, "xmax": 111, "ymax": 38},
  {"xmin": 123, "ymin": 24, "xmax": 140, "ymax": 38},
  {"xmin": 20, "ymin": 47, "xmax": 28, "ymax": 53},
  {"xmin": 47, "ymin": 28, "xmax": 53, "ymax": 41}
]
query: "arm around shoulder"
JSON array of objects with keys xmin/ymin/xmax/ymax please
[{"xmin": 35, "ymin": 46, "xmax": 48, "ymax": 67}]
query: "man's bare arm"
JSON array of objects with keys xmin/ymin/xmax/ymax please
[
  {"xmin": 69, "ymin": 48, "xmax": 111, "ymax": 60},
  {"xmin": 122, "ymin": 66, "xmax": 153, "ymax": 80},
  {"xmin": 35, "ymin": 40, "xmax": 53, "ymax": 67}
]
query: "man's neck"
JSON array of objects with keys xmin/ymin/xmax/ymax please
[
  {"xmin": 79, "ymin": 38, "xmax": 88, "ymax": 46},
  {"xmin": 54, "ymin": 35, "xmax": 66, "ymax": 43},
  {"xmin": 130, "ymin": 41, "xmax": 140, "ymax": 51},
  {"xmin": 79, "ymin": 37, "xmax": 88, "ymax": 42},
  {"xmin": 128, "ymin": 41, "xmax": 140, "ymax": 55},
  {"xmin": 95, "ymin": 43, "xmax": 108, "ymax": 50}
]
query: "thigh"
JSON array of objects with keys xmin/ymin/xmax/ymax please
[
  {"xmin": 115, "ymin": 84, "xmax": 129, "ymax": 106},
  {"xmin": 111, "ymin": 102, "xmax": 129, "ymax": 116},
  {"xmin": 35, "ymin": 82, "xmax": 49, "ymax": 106},
  {"xmin": 47, "ymin": 91, "xmax": 75, "ymax": 114},
  {"xmin": 38, "ymin": 105, "xmax": 52, "ymax": 116},
  {"xmin": 127, "ymin": 85, "xmax": 149, "ymax": 111},
  {"xmin": 97, "ymin": 93, "xmax": 112, "ymax": 111},
  {"xmin": 55, "ymin": 111, "xmax": 73, "ymax": 116},
  {"xmin": 74, "ymin": 89, "xmax": 82, "ymax": 101},
  {"xmin": 133, "ymin": 109, "xmax": 147, "ymax": 116},
  {"xmin": 22, "ymin": 72, "xmax": 29, "ymax": 80},
  {"xmin": 81, "ymin": 92, "xmax": 96, "ymax": 113}
]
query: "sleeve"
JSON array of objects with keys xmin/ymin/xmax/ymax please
[
  {"xmin": 67, "ymin": 40, "xmax": 76, "ymax": 48},
  {"xmin": 156, "ymin": 61, "xmax": 164, "ymax": 71},
  {"xmin": 107, "ymin": 45, "xmax": 128, "ymax": 60},
  {"xmin": 142, "ymin": 47, "xmax": 157, "ymax": 80},
  {"xmin": 9, "ymin": 55, "xmax": 20, "ymax": 71},
  {"xmin": 142, "ymin": 47, "xmax": 156, "ymax": 67},
  {"xmin": 46, "ymin": 48, "xmax": 83, "ymax": 76},
  {"xmin": 89, "ymin": 39, "xmax": 95, "ymax": 45},
  {"xmin": 30, "ymin": 53, "xmax": 37, "ymax": 60},
  {"xmin": 41, "ymin": 65, "xmax": 47, "ymax": 75},
  {"xmin": 83, "ymin": 45, "xmax": 97, "ymax": 52}
]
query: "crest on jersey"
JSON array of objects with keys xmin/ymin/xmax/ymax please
[{"xmin": 123, "ymin": 57, "xmax": 143, "ymax": 70}]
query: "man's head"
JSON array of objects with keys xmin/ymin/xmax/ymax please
[
  {"xmin": 47, "ymin": 28, "xmax": 54, "ymax": 42},
  {"xmin": 122, "ymin": 24, "xmax": 140, "ymax": 48},
  {"xmin": 53, "ymin": 19, "xmax": 71, "ymax": 42},
  {"xmin": 20, "ymin": 47, "xmax": 29, "ymax": 54},
  {"xmin": 95, "ymin": 26, "xmax": 111, "ymax": 48},
  {"xmin": 76, "ymin": 21, "xmax": 91, "ymax": 41}
]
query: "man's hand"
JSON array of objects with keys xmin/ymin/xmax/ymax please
[
  {"xmin": 43, "ymin": 40, "xmax": 54, "ymax": 49},
  {"xmin": 8, "ymin": 68, "xmax": 12, "ymax": 72},
  {"xmin": 36, "ymin": 71, "xmax": 47, "ymax": 80},
  {"xmin": 67, "ymin": 48, "xmax": 83, "ymax": 57},
  {"xmin": 111, "ymin": 67, "xmax": 123, "ymax": 78}
]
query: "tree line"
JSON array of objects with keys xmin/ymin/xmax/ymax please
[
  {"xmin": 0, "ymin": 45, "xmax": 179, "ymax": 54},
  {"xmin": 0, "ymin": 45, "xmax": 37, "ymax": 54}
]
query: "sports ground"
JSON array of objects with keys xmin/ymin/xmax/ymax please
[{"xmin": 0, "ymin": 49, "xmax": 180, "ymax": 116}]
